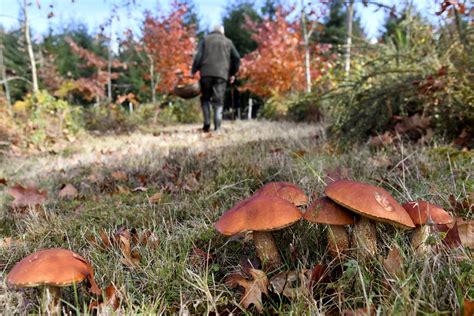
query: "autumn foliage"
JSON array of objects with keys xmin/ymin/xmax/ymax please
[
  {"xmin": 67, "ymin": 39, "xmax": 124, "ymax": 101},
  {"xmin": 142, "ymin": 2, "xmax": 196, "ymax": 94},
  {"xmin": 240, "ymin": 8, "xmax": 333, "ymax": 98}
]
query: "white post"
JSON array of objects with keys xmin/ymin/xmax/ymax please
[{"xmin": 248, "ymin": 98, "xmax": 253, "ymax": 120}]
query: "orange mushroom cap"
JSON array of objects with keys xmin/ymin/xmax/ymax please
[
  {"xmin": 215, "ymin": 195, "xmax": 303, "ymax": 235},
  {"xmin": 402, "ymin": 201, "xmax": 453, "ymax": 225},
  {"xmin": 7, "ymin": 248, "xmax": 100, "ymax": 294},
  {"xmin": 254, "ymin": 182, "xmax": 308, "ymax": 206},
  {"xmin": 304, "ymin": 196, "xmax": 355, "ymax": 225},
  {"xmin": 325, "ymin": 180, "xmax": 415, "ymax": 229}
]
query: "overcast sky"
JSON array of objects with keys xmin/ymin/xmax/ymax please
[{"xmin": 0, "ymin": 0, "xmax": 442, "ymax": 44}]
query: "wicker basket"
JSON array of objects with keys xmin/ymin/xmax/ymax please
[{"xmin": 173, "ymin": 81, "xmax": 200, "ymax": 99}]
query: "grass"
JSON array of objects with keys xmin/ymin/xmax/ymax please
[{"xmin": 0, "ymin": 120, "xmax": 472, "ymax": 314}]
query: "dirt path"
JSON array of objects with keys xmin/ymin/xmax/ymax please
[{"xmin": 1, "ymin": 121, "xmax": 323, "ymax": 182}]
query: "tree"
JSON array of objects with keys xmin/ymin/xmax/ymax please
[
  {"xmin": 240, "ymin": 7, "xmax": 333, "ymax": 98},
  {"xmin": 223, "ymin": 1, "xmax": 261, "ymax": 56},
  {"xmin": 20, "ymin": 0, "xmax": 39, "ymax": 94},
  {"xmin": 67, "ymin": 38, "xmax": 123, "ymax": 103},
  {"xmin": 142, "ymin": 2, "xmax": 196, "ymax": 94}
]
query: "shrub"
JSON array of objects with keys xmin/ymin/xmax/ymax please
[{"xmin": 10, "ymin": 91, "xmax": 83, "ymax": 148}]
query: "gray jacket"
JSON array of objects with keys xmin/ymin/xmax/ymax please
[{"xmin": 192, "ymin": 32, "xmax": 240, "ymax": 80}]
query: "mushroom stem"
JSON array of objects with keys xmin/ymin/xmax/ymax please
[
  {"xmin": 411, "ymin": 225, "xmax": 431, "ymax": 255},
  {"xmin": 351, "ymin": 217, "xmax": 377, "ymax": 261},
  {"xmin": 327, "ymin": 225, "xmax": 350, "ymax": 259},
  {"xmin": 253, "ymin": 231, "xmax": 282, "ymax": 268},
  {"xmin": 42, "ymin": 285, "xmax": 61, "ymax": 315}
]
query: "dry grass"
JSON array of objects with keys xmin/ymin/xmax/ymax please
[{"xmin": 0, "ymin": 120, "xmax": 472, "ymax": 315}]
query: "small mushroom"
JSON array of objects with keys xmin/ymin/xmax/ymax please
[
  {"xmin": 254, "ymin": 182, "xmax": 308, "ymax": 206},
  {"xmin": 215, "ymin": 195, "xmax": 303, "ymax": 268},
  {"xmin": 7, "ymin": 248, "xmax": 101, "ymax": 315},
  {"xmin": 402, "ymin": 201, "xmax": 453, "ymax": 255},
  {"xmin": 303, "ymin": 196, "xmax": 355, "ymax": 258},
  {"xmin": 325, "ymin": 180, "xmax": 415, "ymax": 260}
]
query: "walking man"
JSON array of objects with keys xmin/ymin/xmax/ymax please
[{"xmin": 191, "ymin": 25, "xmax": 240, "ymax": 132}]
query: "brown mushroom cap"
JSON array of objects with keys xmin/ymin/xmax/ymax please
[
  {"xmin": 325, "ymin": 180, "xmax": 415, "ymax": 229},
  {"xmin": 254, "ymin": 182, "xmax": 308, "ymax": 206},
  {"xmin": 402, "ymin": 201, "xmax": 453, "ymax": 225},
  {"xmin": 215, "ymin": 195, "xmax": 303, "ymax": 235},
  {"xmin": 304, "ymin": 196, "xmax": 355, "ymax": 225},
  {"xmin": 7, "ymin": 248, "xmax": 96, "ymax": 288}
]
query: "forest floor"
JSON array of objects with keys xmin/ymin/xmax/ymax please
[{"xmin": 0, "ymin": 120, "xmax": 472, "ymax": 315}]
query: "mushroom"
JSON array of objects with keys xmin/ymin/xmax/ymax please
[
  {"xmin": 215, "ymin": 195, "xmax": 303, "ymax": 268},
  {"xmin": 254, "ymin": 182, "xmax": 308, "ymax": 206},
  {"xmin": 402, "ymin": 200, "xmax": 453, "ymax": 255},
  {"xmin": 303, "ymin": 196, "xmax": 355, "ymax": 258},
  {"xmin": 325, "ymin": 180, "xmax": 415, "ymax": 260},
  {"xmin": 7, "ymin": 248, "xmax": 101, "ymax": 315}
]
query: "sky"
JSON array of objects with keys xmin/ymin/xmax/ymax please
[{"xmin": 0, "ymin": 0, "xmax": 442, "ymax": 45}]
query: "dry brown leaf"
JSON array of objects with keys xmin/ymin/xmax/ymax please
[
  {"xmin": 89, "ymin": 283, "xmax": 122, "ymax": 312},
  {"xmin": 115, "ymin": 184, "xmax": 130, "ymax": 194},
  {"xmin": 456, "ymin": 218, "xmax": 474, "ymax": 249},
  {"xmin": 449, "ymin": 194, "xmax": 474, "ymax": 214},
  {"xmin": 343, "ymin": 306, "xmax": 376, "ymax": 316},
  {"xmin": 269, "ymin": 270, "xmax": 312, "ymax": 298},
  {"xmin": 383, "ymin": 247, "xmax": 403, "ymax": 278},
  {"xmin": 149, "ymin": 192, "xmax": 163, "ymax": 203},
  {"xmin": 132, "ymin": 186, "xmax": 147, "ymax": 192},
  {"xmin": 369, "ymin": 131, "xmax": 394, "ymax": 147},
  {"xmin": 463, "ymin": 299, "xmax": 474, "ymax": 316},
  {"xmin": 119, "ymin": 235, "xmax": 140, "ymax": 268},
  {"xmin": 58, "ymin": 183, "xmax": 78, "ymax": 199},
  {"xmin": 292, "ymin": 150, "xmax": 307, "ymax": 158},
  {"xmin": 0, "ymin": 237, "xmax": 22, "ymax": 249},
  {"xmin": 8, "ymin": 184, "xmax": 47, "ymax": 208},
  {"xmin": 0, "ymin": 178, "xmax": 7, "ymax": 186},
  {"xmin": 227, "ymin": 269, "xmax": 268, "ymax": 313},
  {"xmin": 112, "ymin": 171, "xmax": 128, "ymax": 182}
]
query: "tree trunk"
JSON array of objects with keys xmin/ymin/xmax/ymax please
[
  {"xmin": 301, "ymin": 0, "xmax": 311, "ymax": 93},
  {"xmin": 107, "ymin": 37, "xmax": 112, "ymax": 102},
  {"xmin": 344, "ymin": 0, "xmax": 354, "ymax": 78},
  {"xmin": 0, "ymin": 36, "xmax": 11, "ymax": 107},
  {"xmin": 23, "ymin": 0, "xmax": 39, "ymax": 94},
  {"xmin": 148, "ymin": 54, "xmax": 156, "ymax": 104}
]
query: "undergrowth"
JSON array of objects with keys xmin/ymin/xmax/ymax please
[{"xmin": 0, "ymin": 121, "xmax": 472, "ymax": 314}]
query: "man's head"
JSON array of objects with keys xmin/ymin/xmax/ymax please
[{"xmin": 212, "ymin": 24, "xmax": 225, "ymax": 35}]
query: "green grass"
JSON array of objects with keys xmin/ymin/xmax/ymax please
[{"xmin": 0, "ymin": 121, "xmax": 472, "ymax": 314}]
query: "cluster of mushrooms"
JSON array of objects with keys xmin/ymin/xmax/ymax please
[
  {"xmin": 5, "ymin": 180, "xmax": 456, "ymax": 313},
  {"xmin": 215, "ymin": 179, "xmax": 455, "ymax": 268}
]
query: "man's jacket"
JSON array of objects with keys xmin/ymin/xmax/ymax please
[{"xmin": 192, "ymin": 32, "xmax": 240, "ymax": 80}]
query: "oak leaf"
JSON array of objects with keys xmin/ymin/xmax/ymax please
[
  {"xmin": 8, "ymin": 184, "xmax": 47, "ymax": 208},
  {"xmin": 226, "ymin": 269, "xmax": 268, "ymax": 313},
  {"xmin": 383, "ymin": 247, "xmax": 403, "ymax": 278},
  {"xmin": 149, "ymin": 192, "xmax": 163, "ymax": 203},
  {"xmin": 111, "ymin": 171, "xmax": 128, "ymax": 182},
  {"xmin": 58, "ymin": 183, "xmax": 78, "ymax": 199}
]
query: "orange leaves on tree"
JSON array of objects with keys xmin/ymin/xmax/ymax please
[
  {"xmin": 67, "ymin": 39, "xmax": 124, "ymax": 101},
  {"xmin": 240, "ymin": 7, "xmax": 333, "ymax": 98},
  {"xmin": 142, "ymin": 2, "xmax": 196, "ymax": 94}
]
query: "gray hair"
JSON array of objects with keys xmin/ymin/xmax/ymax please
[{"xmin": 212, "ymin": 24, "xmax": 224, "ymax": 35}]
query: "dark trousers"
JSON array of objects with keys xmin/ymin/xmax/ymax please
[{"xmin": 200, "ymin": 76, "xmax": 227, "ymax": 130}]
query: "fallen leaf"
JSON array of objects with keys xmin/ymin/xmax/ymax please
[
  {"xmin": 369, "ymin": 131, "xmax": 393, "ymax": 147},
  {"xmin": 58, "ymin": 183, "xmax": 78, "ymax": 199},
  {"xmin": 132, "ymin": 186, "xmax": 147, "ymax": 192},
  {"xmin": 112, "ymin": 171, "xmax": 128, "ymax": 182},
  {"xmin": 383, "ymin": 247, "xmax": 403, "ymax": 278},
  {"xmin": 226, "ymin": 269, "xmax": 268, "ymax": 313},
  {"xmin": 435, "ymin": 223, "xmax": 462, "ymax": 249},
  {"xmin": 89, "ymin": 283, "xmax": 122, "ymax": 312},
  {"xmin": 0, "ymin": 237, "xmax": 22, "ymax": 249},
  {"xmin": 292, "ymin": 150, "xmax": 307, "ymax": 158},
  {"xmin": 119, "ymin": 235, "xmax": 140, "ymax": 268},
  {"xmin": 0, "ymin": 178, "xmax": 7, "ymax": 186},
  {"xmin": 8, "ymin": 184, "xmax": 47, "ymax": 208},
  {"xmin": 343, "ymin": 306, "xmax": 376, "ymax": 316},
  {"xmin": 269, "ymin": 269, "xmax": 312, "ymax": 298},
  {"xmin": 115, "ymin": 185, "xmax": 130, "ymax": 194},
  {"xmin": 456, "ymin": 218, "xmax": 474, "ymax": 249},
  {"xmin": 449, "ymin": 194, "xmax": 474, "ymax": 215},
  {"xmin": 149, "ymin": 192, "xmax": 163, "ymax": 203}
]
